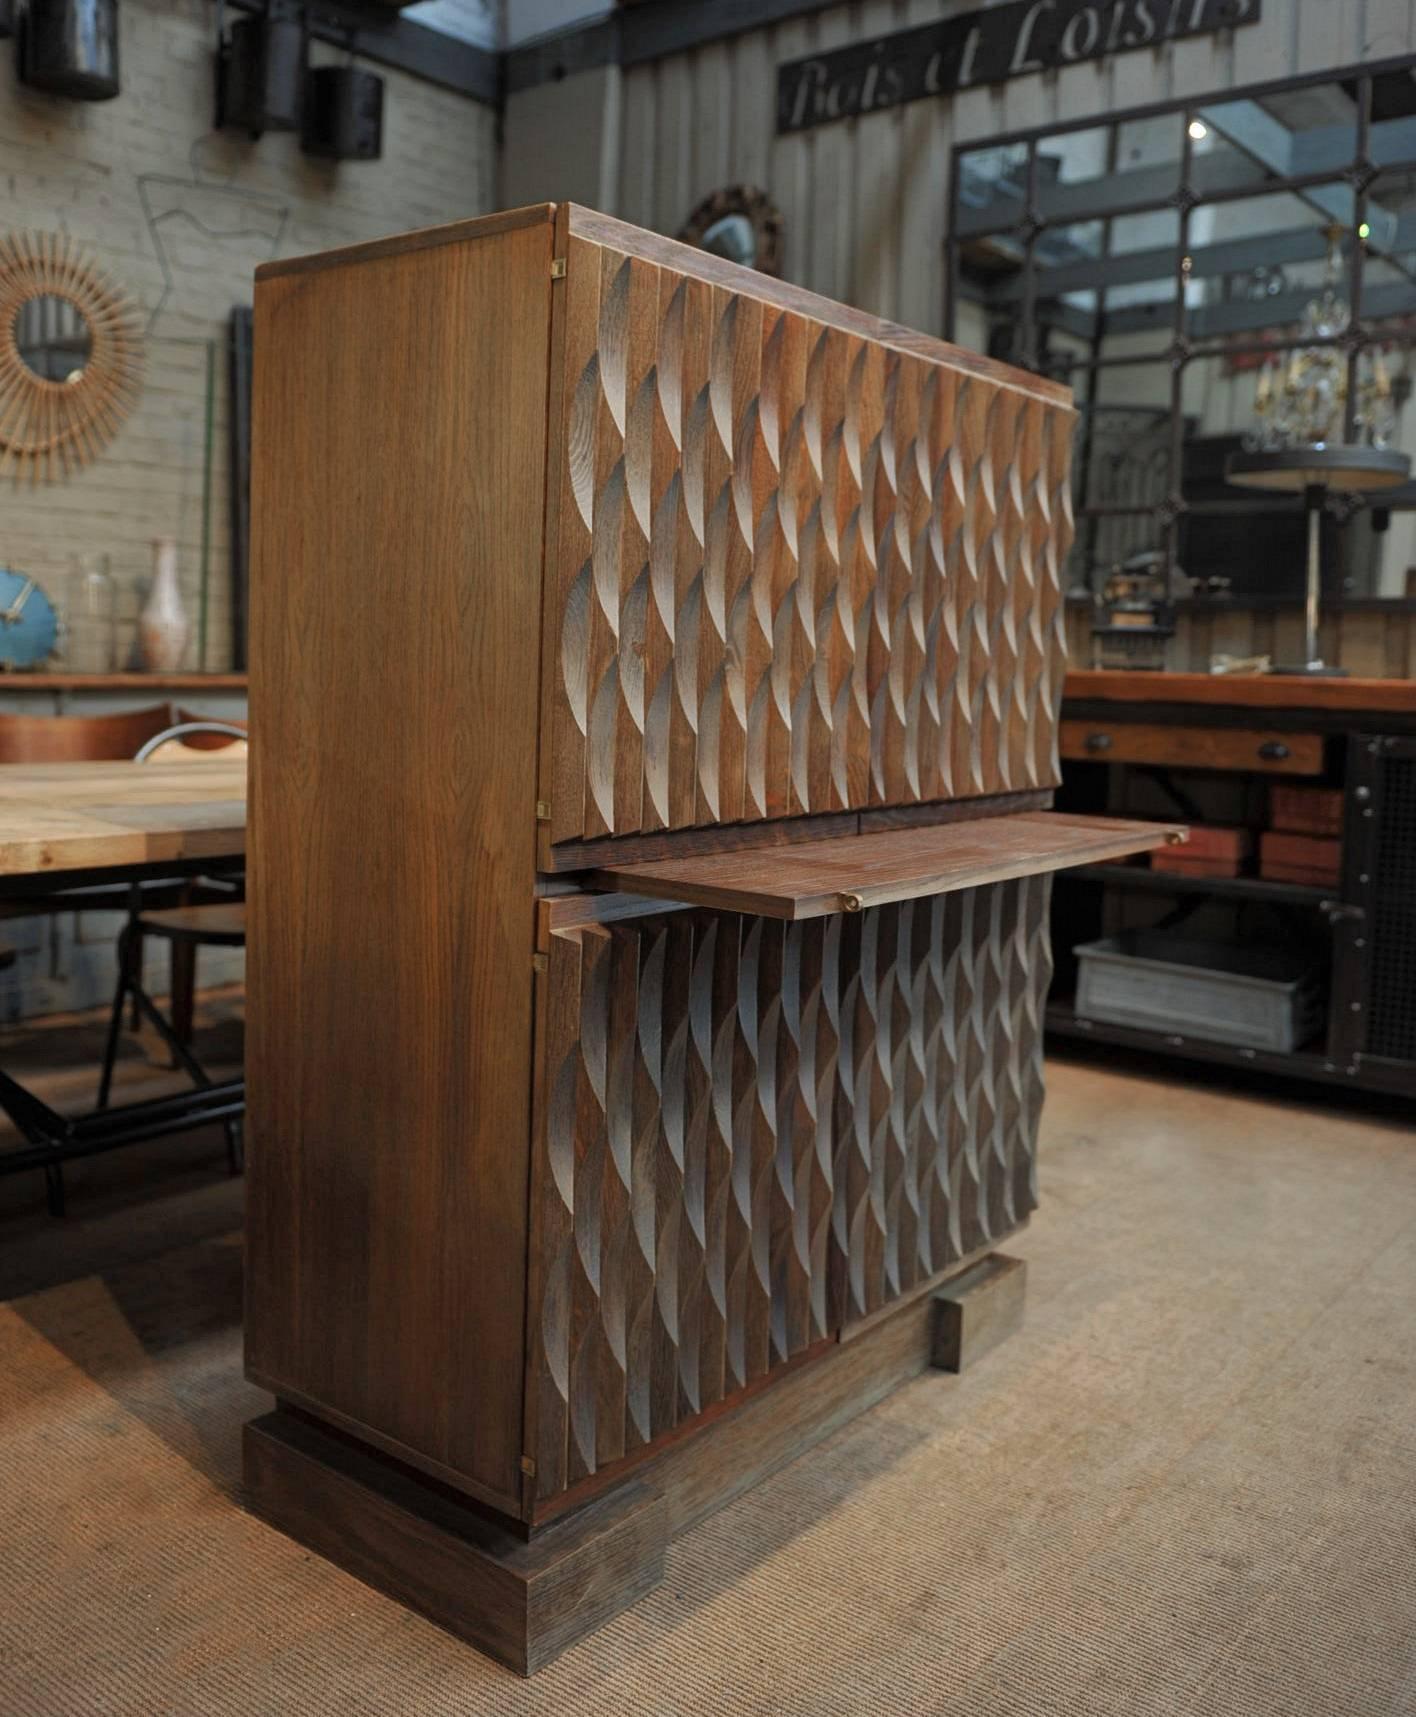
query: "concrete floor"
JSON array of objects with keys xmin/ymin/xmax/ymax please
[{"xmin": 1, "ymin": 1052, "xmax": 1414, "ymax": 1715}]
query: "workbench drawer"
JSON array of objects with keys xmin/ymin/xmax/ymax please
[{"xmin": 1059, "ymin": 721, "xmax": 1324, "ymax": 776}]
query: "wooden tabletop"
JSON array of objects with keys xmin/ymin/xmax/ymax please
[
  {"xmin": 1064, "ymin": 669, "xmax": 1416, "ymax": 714},
  {"xmin": 0, "ymin": 759, "xmax": 246, "ymax": 878}
]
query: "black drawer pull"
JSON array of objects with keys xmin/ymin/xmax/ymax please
[
  {"xmin": 1085, "ymin": 732, "xmax": 1112, "ymax": 753},
  {"xmin": 1257, "ymin": 741, "xmax": 1290, "ymax": 761}
]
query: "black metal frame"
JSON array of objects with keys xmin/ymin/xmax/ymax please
[
  {"xmin": 1343, "ymin": 731, "xmax": 1416, "ymax": 1091},
  {"xmin": 94, "ymin": 917, "xmax": 244, "ymax": 1176},
  {"xmin": 0, "ymin": 1068, "xmax": 245, "ymax": 1217},
  {"xmin": 229, "ymin": 307, "xmax": 254, "ymax": 674},
  {"xmin": 0, "ymin": 850, "xmax": 248, "ymax": 1216},
  {"xmin": 944, "ymin": 53, "xmax": 1416, "ymax": 591}
]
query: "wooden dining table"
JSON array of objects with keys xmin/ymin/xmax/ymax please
[
  {"xmin": 0, "ymin": 758, "xmax": 248, "ymax": 1212},
  {"xmin": 0, "ymin": 757, "xmax": 246, "ymax": 886}
]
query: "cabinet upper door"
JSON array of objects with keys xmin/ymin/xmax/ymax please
[{"xmin": 539, "ymin": 205, "xmax": 1077, "ymax": 851}]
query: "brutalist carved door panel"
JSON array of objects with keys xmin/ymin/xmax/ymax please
[
  {"xmin": 524, "ymin": 875, "xmax": 1053, "ymax": 1503},
  {"xmin": 541, "ymin": 217, "xmax": 1075, "ymax": 848}
]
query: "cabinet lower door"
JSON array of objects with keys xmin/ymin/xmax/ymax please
[{"xmin": 524, "ymin": 874, "xmax": 1053, "ymax": 1507}]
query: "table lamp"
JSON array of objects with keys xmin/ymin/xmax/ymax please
[{"xmin": 1225, "ymin": 445, "xmax": 1410, "ymax": 674}]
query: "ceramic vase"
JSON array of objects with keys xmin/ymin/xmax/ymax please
[{"xmin": 141, "ymin": 537, "xmax": 189, "ymax": 673}]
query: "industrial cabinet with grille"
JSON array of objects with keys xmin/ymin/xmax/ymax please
[
  {"xmin": 242, "ymin": 204, "xmax": 1177, "ymax": 1674},
  {"xmin": 1346, "ymin": 734, "xmax": 1416, "ymax": 1083}
]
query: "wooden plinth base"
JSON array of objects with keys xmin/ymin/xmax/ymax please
[
  {"xmin": 243, "ymin": 1409, "xmax": 665, "ymax": 1675},
  {"xmin": 244, "ymin": 1251, "xmax": 1025, "ymax": 1675},
  {"xmin": 931, "ymin": 1253, "xmax": 1028, "ymax": 1372}
]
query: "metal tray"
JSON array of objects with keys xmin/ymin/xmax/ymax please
[{"xmin": 1073, "ymin": 931, "xmax": 1324, "ymax": 1054}]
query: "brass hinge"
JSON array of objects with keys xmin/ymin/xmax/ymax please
[
  {"xmin": 549, "ymin": 257, "xmax": 566, "ymax": 280},
  {"xmin": 520, "ymin": 1454, "xmax": 537, "ymax": 1476},
  {"xmin": 532, "ymin": 952, "xmax": 548, "ymax": 973},
  {"xmin": 535, "ymin": 799, "xmax": 551, "ymax": 821}
]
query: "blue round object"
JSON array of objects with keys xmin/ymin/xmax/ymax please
[{"xmin": 0, "ymin": 568, "xmax": 59, "ymax": 669}]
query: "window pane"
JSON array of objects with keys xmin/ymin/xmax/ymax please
[
  {"xmin": 954, "ymin": 143, "xmax": 1030, "ymax": 238},
  {"xmin": 1192, "ymin": 86, "xmax": 1358, "ymax": 196},
  {"xmin": 1187, "ymin": 186, "xmax": 1355, "ymax": 346}
]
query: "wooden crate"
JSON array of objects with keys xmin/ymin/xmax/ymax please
[
  {"xmin": 1152, "ymin": 824, "xmax": 1251, "ymax": 877},
  {"xmin": 1268, "ymin": 784, "xmax": 1345, "ymax": 837},
  {"xmin": 1259, "ymin": 830, "xmax": 1341, "ymax": 886}
]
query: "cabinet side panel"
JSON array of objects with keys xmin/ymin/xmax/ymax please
[
  {"xmin": 245, "ymin": 222, "xmax": 553, "ymax": 1511},
  {"xmin": 543, "ymin": 230, "xmax": 1075, "ymax": 848}
]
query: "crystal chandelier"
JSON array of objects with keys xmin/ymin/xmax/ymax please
[{"xmin": 1245, "ymin": 224, "xmax": 1398, "ymax": 451}]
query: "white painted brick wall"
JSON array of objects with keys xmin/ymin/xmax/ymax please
[
  {"xmin": 0, "ymin": 0, "xmax": 498, "ymax": 673},
  {"xmin": 0, "ymin": 1, "xmax": 496, "ymax": 1022}
]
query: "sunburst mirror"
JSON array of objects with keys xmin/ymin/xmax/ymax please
[
  {"xmin": 678, "ymin": 185, "xmax": 786, "ymax": 278},
  {"xmin": 0, "ymin": 231, "xmax": 144, "ymax": 482}
]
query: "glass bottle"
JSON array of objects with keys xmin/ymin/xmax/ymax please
[{"xmin": 66, "ymin": 553, "xmax": 118, "ymax": 674}]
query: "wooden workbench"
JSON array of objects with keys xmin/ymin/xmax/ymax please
[
  {"xmin": 1064, "ymin": 670, "xmax": 1416, "ymax": 719},
  {"xmin": 1052, "ymin": 670, "xmax": 1416, "ymax": 1099}
]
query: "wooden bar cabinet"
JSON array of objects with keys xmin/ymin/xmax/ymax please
[{"xmin": 243, "ymin": 203, "xmax": 1178, "ymax": 1673}]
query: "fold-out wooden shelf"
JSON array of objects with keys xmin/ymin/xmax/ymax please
[{"xmin": 586, "ymin": 811, "xmax": 1187, "ymax": 920}]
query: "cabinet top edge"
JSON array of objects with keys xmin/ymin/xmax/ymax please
[
  {"xmin": 255, "ymin": 203, "xmax": 558, "ymax": 284},
  {"xmin": 253, "ymin": 200, "xmax": 1070, "ymax": 409},
  {"xmin": 565, "ymin": 205, "xmax": 1073, "ymax": 409}
]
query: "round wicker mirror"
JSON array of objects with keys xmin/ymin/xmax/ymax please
[{"xmin": 0, "ymin": 232, "xmax": 144, "ymax": 482}]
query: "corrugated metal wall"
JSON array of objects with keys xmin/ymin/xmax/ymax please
[{"xmin": 614, "ymin": 0, "xmax": 1416, "ymax": 337}]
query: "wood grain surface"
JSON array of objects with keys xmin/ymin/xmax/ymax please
[
  {"xmin": 0, "ymin": 759, "xmax": 245, "ymax": 877},
  {"xmin": 1064, "ymin": 669, "xmax": 1416, "ymax": 715},
  {"xmin": 542, "ymin": 206, "xmax": 1076, "ymax": 846},
  {"xmin": 1058, "ymin": 720, "xmax": 1324, "ymax": 776},
  {"xmin": 245, "ymin": 211, "xmax": 555, "ymax": 1515},
  {"xmin": 584, "ymin": 810, "xmax": 1183, "ymax": 919},
  {"xmin": 242, "ymin": 206, "xmax": 1089, "ymax": 1585},
  {"xmin": 245, "ymin": 1408, "xmax": 666, "ymax": 1676}
]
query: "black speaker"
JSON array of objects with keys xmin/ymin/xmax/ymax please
[
  {"xmin": 301, "ymin": 64, "xmax": 383, "ymax": 161},
  {"xmin": 19, "ymin": 0, "xmax": 120, "ymax": 100},
  {"xmin": 217, "ymin": 13, "xmax": 304, "ymax": 138}
]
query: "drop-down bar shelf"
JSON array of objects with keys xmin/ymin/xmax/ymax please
[{"xmin": 586, "ymin": 811, "xmax": 1187, "ymax": 920}]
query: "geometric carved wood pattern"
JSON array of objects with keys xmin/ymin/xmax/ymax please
[
  {"xmin": 527, "ymin": 873, "xmax": 1052, "ymax": 1502},
  {"xmin": 545, "ymin": 217, "xmax": 1075, "ymax": 847}
]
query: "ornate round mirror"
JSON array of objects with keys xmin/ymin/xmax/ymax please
[
  {"xmin": 0, "ymin": 232, "xmax": 143, "ymax": 481},
  {"xmin": 678, "ymin": 186, "xmax": 785, "ymax": 279}
]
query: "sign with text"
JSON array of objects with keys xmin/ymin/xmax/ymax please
[{"xmin": 776, "ymin": 0, "xmax": 1261, "ymax": 135}]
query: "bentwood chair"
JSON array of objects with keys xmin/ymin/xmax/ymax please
[
  {"xmin": 96, "ymin": 721, "xmax": 248, "ymax": 1173},
  {"xmin": 0, "ymin": 703, "xmax": 175, "ymax": 764}
]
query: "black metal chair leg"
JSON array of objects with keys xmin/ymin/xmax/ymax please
[
  {"xmin": 44, "ymin": 1162, "xmax": 65, "ymax": 1218},
  {"xmin": 225, "ymin": 1117, "xmax": 244, "ymax": 1175},
  {"xmin": 97, "ymin": 926, "xmax": 135, "ymax": 1110},
  {"xmin": 127, "ymin": 977, "xmax": 214, "ymax": 1092}
]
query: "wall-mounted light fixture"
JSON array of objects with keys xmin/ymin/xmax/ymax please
[
  {"xmin": 216, "ymin": 0, "xmax": 305, "ymax": 138},
  {"xmin": 301, "ymin": 63, "xmax": 383, "ymax": 161},
  {"xmin": 19, "ymin": 0, "xmax": 120, "ymax": 100}
]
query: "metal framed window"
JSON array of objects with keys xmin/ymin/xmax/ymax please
[{"xmin": 945, "ymin": 56, "xmax": 1416, "ymax": 597}]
